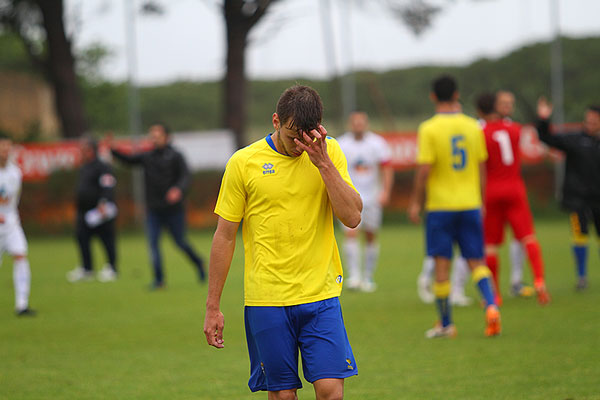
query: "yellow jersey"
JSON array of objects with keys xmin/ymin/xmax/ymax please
[
  {"xmin": 214, "ymin": 135, "xmax": 356, "ymax": 306},
  {"xmin": 416, "ymin": 112, "xmax": 487, "ymax": 211}
]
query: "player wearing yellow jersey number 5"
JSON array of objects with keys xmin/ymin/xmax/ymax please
[
  {"xmin": 204, "ymin": 85, "xmax": 362, "ymax": 400},
  {"xmin": 408, "ymin": 75, "xmax": 501, "ymax": 338}
]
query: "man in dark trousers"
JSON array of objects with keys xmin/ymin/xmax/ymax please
[
  {"xmin": 67, "ymin": 138, "xmax": 118, "ymax": 283},
  {"xmin": 537, "ymin": 99, "xmax": 600, "ymax": 290},
  {"xmin": 110, "ymin": 123, "xmax": 205, "ymax": 289}
]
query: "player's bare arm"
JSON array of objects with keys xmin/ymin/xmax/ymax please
[
  {"xmin": 479, "ymin": 162, "xmax": 486, "ymax": 216},
  {"xmin": 408, "ymin": 164, "xmax": 431, "ymax": 224},
  {"xmin": 204, "ymin": 217, "xmax": 239, "ymax": 349},
  {"xmin": 294, "ymin": 125, "xmax": 362, "ymax": 228},
  {"xmin": 378, "ymin": 165, "xmax": 394, "ymax": 206}
]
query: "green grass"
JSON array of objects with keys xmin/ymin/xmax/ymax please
[{"xmin": 1, "ymin": 220, "xmax": 599, "ymax": 399}]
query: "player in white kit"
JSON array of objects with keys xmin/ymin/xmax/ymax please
[
  {"xmin": 338, "ymin": 112, "xmax": 394, "ymax": 292},
  {"xmin": 0, "ymin": 134, "xmax": 34, "ymax": 316}
]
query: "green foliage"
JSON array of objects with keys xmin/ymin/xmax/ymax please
[
  {"xmin": 1, "ymin": 221, "xmax": 599, "ymax": 399},
  {"xmin": 0, "ymin": 32, "xmax": 37, "ymax": 74},
  {"xmin": 79, "ymin": 36, "xmax": 600, "ymax": 138}
]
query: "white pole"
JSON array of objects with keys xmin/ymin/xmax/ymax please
[{"xmin": 125, "ymin": 0, "xmax": 145, "ymax": 223}]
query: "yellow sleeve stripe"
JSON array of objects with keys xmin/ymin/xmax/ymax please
[{"xmin": 472, "ymin": 265, "xmax": 491, "ymax": 283}]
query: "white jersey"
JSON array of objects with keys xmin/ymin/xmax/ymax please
[
  {"xmin": 337, "ymin": 131, "xmax": 391, "ymax": 205},
  {"xmin": 0, "ymin": 162, "xmax": 23, "ymax": 231}
]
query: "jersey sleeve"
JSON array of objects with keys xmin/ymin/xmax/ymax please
[
  {"xmin": 214, "ymin": 150, "xmax": 247, "ymax": 222},
  {"xmin": 327, "ymin": 138, "xmax": 357, "ymax": 193},
  {"xmin": 416, "ymin": 124, "xmax": 435, "ymax": 164}
]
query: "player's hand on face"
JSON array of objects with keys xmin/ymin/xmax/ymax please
[
  {"xmin": 203, "ymin": 309, "xmax": 225, "ymax": 349},
  {"xmin": 166, "ymin": 187, "xmax": 182, "ymax": 204},
  {"xmin": 294, "ymin": 124, "xmax": 330, "ymax": 168},
  {"xmin": 407, "ymin": 201, "xmax": 421, "ymax": 224},
  {"xmin": 537, "ymin": 97, "xmax": 553, "ymax": 120}
]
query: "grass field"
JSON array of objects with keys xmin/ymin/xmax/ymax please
[{"xmin": 1, "ymin": 220, "xmax": 599, "ymax": 400}]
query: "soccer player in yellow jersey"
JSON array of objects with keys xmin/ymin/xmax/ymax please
[
  {"xmin": 204, "ymin": 85, "xmax": 362, "ymax": 399},
  {"xmin": 408, "ymin": 75, "xmax": 501, "ymax": 338}
]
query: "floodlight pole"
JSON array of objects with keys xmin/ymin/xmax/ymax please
[
  {"xmin": 550, "ymin": 0, "xmax": 565, "ymax": 199},
  {"xmin": 125, "ymin": 0, "xmax": 145, "ymax": 224}
]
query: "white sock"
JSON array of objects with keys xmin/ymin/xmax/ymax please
[
  {"xmin": 509, "ymin": 239, "xmax": 524, "ymax": 286},
  {"xmin": 364, "ymin": 243, "xmax": 380, "ymax": 283},
  {"xmin": 421, "ymin": 256, "xmax": 435, "ymax": 281},
  {"xmin": 13, "ymin": 258, "xmax": 31, "ymax": 311},
  {"xmin": 451, "ymin": 257, "xmax": 469, "ymax": 296},
  {"xmin": 344, "ymin": 237, "xmax": 361, "ymax": 282}
]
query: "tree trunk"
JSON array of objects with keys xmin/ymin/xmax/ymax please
[
  {"xmin": 36, "ymin": 0, "xmax": 88, "ymax": 138},
  {"xmin": 223, "ymin": 0, "xmax": 276, "ymax": 149},
  {"xmin": 224, "ymin": 11, "xmax": 249, "ymax": 150}
]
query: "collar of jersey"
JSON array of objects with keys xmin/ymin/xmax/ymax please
[{"xmin": 266, "ymin": 134, "xmax": 290, "ymax": 157}]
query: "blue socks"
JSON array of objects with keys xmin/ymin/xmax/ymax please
[{"xmin": 573, "ymin": 245, "xmax": 588, "ymax": 278}]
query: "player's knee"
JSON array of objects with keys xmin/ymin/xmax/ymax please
[
  {"xmin": 269, "ymin": 389, "xmax": 298, "ymax": 400},
  {"xmin": 520, "ymin": 235, "xmax": 537, "ymax": 245},
  {"xmin": 316, "ymin": 389, "xmax": 343, "ymax": 400},
  {"xmin": 314, "ymin": 379, "xmax": 344, "ymax": 400},
  {"xmin": 484, "ymin": 245, "xmax": 498, "ymax": 255},
  {"xmin": 13, "ymin": 254, "xmax": 26, "ymax": 261}
]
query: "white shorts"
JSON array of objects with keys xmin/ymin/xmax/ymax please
[
  {"xmin": 0, "ymin": 224, "xmax": 28, "ymax": 258},
  {"xmin": 342, "ymin": 202, "xmax": 383, "ymax": 233}
]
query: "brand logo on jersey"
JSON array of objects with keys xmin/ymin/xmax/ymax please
[
  {"xmin": 336, "ymin": 275, "xmax": 343, "ymax": 284},
  {"xmin": 346, "ymin": 359, "xmax": 354, "ymax": 370},
  {"xmin": 262, "ymin": 163, "xmax": 275, "ymax": 175}
]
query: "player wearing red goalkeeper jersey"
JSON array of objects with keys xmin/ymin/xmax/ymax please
[{"xmin": 476, "ymin": 93, "xmax": 550, "ymax": 306}]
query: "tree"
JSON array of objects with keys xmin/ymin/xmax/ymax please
[
  {"xmin": 0, "ymin": 0, "xmax": 88, "ymax": 138},
  {"xmin": 223, "ymin": 0, "xmax": 279, "ymax": 148}
]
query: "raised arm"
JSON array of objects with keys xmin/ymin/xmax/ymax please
[
  {"xmin": 111, "ymin": 148, "xmax": 145, "ymax": 165},
  {"xmin": 536, "ymin": 97, "xmax": 569, "ymax": 151},
  {"xmin": 295, "ymin": 125, "xmax": 362, "ymax": 228},
  {"xmin": 203, "ymin": 217, "xmax": 240, "ymax": 349}
]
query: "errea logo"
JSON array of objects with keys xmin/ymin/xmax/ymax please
[
  {"xmin": 336, "ymin": 275, "xmax": 343, "ymax": 284},
  {"xmin": 262, "ymin": 163, "xmax": 275, "ymax": 175}
]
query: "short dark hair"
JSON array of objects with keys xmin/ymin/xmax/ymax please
[
  {"xmin": 476, "ymin": 93, "xmax": 497, "ymax": 115},
  {"xmin": 276, "ymin": 85, "xmax": 323, "ymax": 132},
  {"xmin": 432, "ymin": 75, "xmax": 457, "ymax": 102},
  {"xmin": 587, "ymin": 105, "xmax": 600, "ymax": 115},
  {"xmin": 151, "ymin": 122, "xmax": 171, "ymax": 135},
  {"xmin": 0, "ymin": 131, "xmax": 11, "ymax": 141}
]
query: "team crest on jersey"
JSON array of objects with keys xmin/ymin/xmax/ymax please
[
  {"xmin": 336, "ymin": 275, "xmax": 343, "ymax": 284},
  {"xmin": 262, "ymin": 163, "xmax": 275, "ymax": 175},
  {"xmin": 0, "ymin": 186, "xmax": 9, "ymax": 205},
  {"xmin": 99, "ymin": 173, "xmax": 116, "ymax": 188}
]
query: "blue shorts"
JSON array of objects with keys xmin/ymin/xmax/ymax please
[
  {"xmin": 244, "ymin": 297, "xmax": 357, "ymax": 392},
  {"xmin": 426, "ymin": 209, "xmax": 484, "ymax": 259}
]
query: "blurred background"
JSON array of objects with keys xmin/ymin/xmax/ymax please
[{"xmin": 1, "ymin": 0, "xmax": 599, "ymax": 234}]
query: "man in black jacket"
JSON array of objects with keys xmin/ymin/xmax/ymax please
[
  {"xmin": 537, "ymin": 99, "xmax": 600, "ymax": 290},
  {"xmin": 67, "ymin": 138, "xmax": 118, "ymax": 283},
  {"xmin": 111, "ymin": 123, "xmax": 205, "ymax": 289}
]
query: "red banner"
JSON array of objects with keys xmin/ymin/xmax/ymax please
[{"xmin": 14, "ymin": 125, "xmax": 572, "ymax": 181}]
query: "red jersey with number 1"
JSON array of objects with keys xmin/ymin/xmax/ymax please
[{"xmin": 483, "ymin": 119, "xmax": 525, "ymax": 198}]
